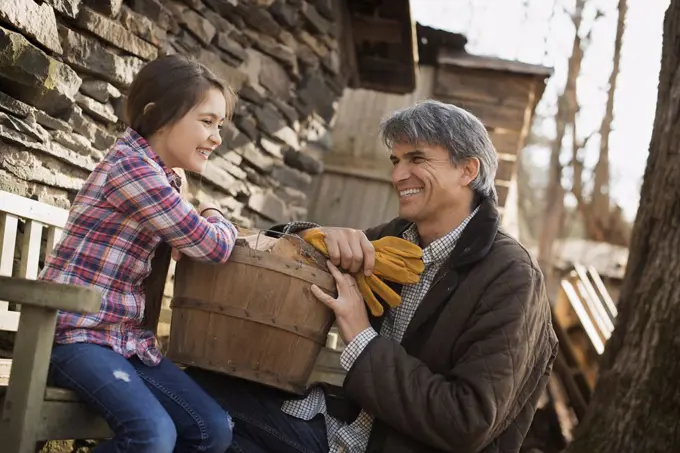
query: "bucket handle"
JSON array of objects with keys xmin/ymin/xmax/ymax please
[{"xmin": 250, "ymin": 229, "xmax": 308, "ymax": 269}]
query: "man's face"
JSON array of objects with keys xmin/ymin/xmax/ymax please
[{"xmin": 390, "ymin": 142, "xmax": 472, "ymax": 223}]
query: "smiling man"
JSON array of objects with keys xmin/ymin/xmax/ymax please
[{"xmin": 187, "ymin": 100, "xmax": 558, "ymax": 453}]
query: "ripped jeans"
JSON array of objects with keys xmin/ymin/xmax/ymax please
[{"xmin": 48, "ymin": 343, "xmax": 233, "ymax": 453}]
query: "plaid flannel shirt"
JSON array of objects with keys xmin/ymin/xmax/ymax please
[
  {"xmin": 39, "ymin": 127, "xmax": 238, "ymax": 366},
  {"xmin": 281, "ymin": 207, "xmax": 478, "ymax": 453}
]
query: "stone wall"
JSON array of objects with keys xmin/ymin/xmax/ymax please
[{"xmin": 0, "ymin": 0, "xmax": 345, "ymax": 228}]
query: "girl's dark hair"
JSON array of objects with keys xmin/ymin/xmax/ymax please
[{"xmin": 125, "ymin": 54, "xmax": 236, "ymax": 138}]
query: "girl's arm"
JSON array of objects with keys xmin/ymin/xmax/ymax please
[{"xmin": 104, "ymin": 155, "xmax": 237, "ymax": 263}]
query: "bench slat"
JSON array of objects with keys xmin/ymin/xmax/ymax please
[
  {"xmin": 37, "ymin": 400, "xmax": 112, "ymax": 441},
  {"xmin": 0, "ymin": 383, "xmax": 83, "ymax": 403},
  {"xmin": 19, "ymin": 220, "xmax": 43, "ymax": 281},
  {"xmin": 0, "ymin": 311, "xmax": 20, "ymax": 332},
  {"xmin": 0, "ymin": 358, "xmax": 10, "ymax": 386},
  {"xmin": 0, "ymin": 213, "xmax": 18, "ymax": 313},
  {"xmin": 45, "ymin": 226, "xmax": 63, "ymax": 259},
  {"xmin": 0, "ymin": 191, "xmax": 69, "ymax": 229}
]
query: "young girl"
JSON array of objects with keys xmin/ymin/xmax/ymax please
[{"xmin": 39, "ymin": 55, "xmax": 238, "ymax": 453}]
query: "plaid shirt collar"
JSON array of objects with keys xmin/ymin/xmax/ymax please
[
  {"xmin": 120, "ymin": 127, "xmax": 183, "ymax": 190},
  {"xmin": 402, "ymin": 206, "xmax": 480, "ymax": 265}
]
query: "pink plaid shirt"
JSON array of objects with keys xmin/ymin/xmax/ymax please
[{"xmin": 39, "ymin": 127, "xmax": 237, "ymax": 366}]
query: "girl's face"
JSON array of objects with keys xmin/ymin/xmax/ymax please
[{"xmin": 150, "ymin": 87, "xmax": 226, "ymax": 173}]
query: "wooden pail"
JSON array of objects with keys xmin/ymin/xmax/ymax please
[{"xmin": 166, "ymin": 245, "xmax": 336, "ymax": 394}]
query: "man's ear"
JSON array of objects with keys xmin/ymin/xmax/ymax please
[{"xmin": 461, "ymin": 158, "xmax": 480, "ymax": 187}]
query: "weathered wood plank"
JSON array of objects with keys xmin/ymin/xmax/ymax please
[
  {"xmin": 331, "ymin": 66, "xmax": 436, "ymax": 159},
  {"xmin": 0, "ymin": 191, "xmax": 69, "ymax": 229},
  {"xmin": 437, "ymin": 50, "xmax": 553, "ymax": 77},
  {"xmin": 434, "ymin": 66, "xmax": 535, "ymax": 111},
  {"xmin": 19, "ymin": 220, "xmax": 43, "ymax": 282},
  {"xmin": 488, "ymin": 129, "xmax": 522, "ymax": 157},
  {"xmin": 323, "ymin": 163, "xmax": 392, "ymax": 184},
  {"xmin": 497, "ymin": 155, "xmax": 518, "ymax": 182},
  {"xmin": 0, "ymin": 311, "xmax": 20, "ymax": 332},
  {"xmin": 45, "ymin": 226, "xmax": 63, "ymax": 259},
  {"xmin": 309, "ymin": 170, "xmax": 398, "ymax": 232},
  {"xmin": 37, "ymin": 400, "xmax": 112, "ymax": 441},
  {"xmin": 0, "ymin": 359, "xmax": 10, "ymax": 386},
  {"xmin": 436, "ymin": 95, "xmax": 526, "ymax": 131},
  {"xmin": 0, "ymin": 213, "xmax": 18, "ymax": 313},
  {"xmin": 0, "ymin": 277, "xmax": 101, "ymax": 313},
  {"xmin": 2, "ymin": 306, "xmax": 58, "ymax": 453},
  {"xmin": 351, "ymin": 14, "xmax": 404, "ymax": 44},
  {"xmin": 0, "ymin": 384, "xmax": 85, "ymax": 403},
  {"xmin": 496, "ymin": 180, "xmax": 511, "ymax": 207}
]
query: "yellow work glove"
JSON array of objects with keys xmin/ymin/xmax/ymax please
[{"xmin": 301, "ymin": 229, "xmax": 424, "ymax": 317}]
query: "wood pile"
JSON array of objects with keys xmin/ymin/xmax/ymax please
[{"xmin": 523, "ymin": 263, "xmax": 620, "ymax": 451}]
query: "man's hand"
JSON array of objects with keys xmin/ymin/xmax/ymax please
[
  {"xmin": 311, "ymin": 261, "xmax": 371, "ymax": 344},
  {"xmin": 307, "ymin": 227, "xmax": 375, "ymax": 275},
  {"xmin": 171, "ymin": 248, "xmax": 182, "ymax": 261}
]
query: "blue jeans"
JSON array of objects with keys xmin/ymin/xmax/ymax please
[
  {"xmin": 186, "ymin": 368, "xmax": 329, "ymax": 453},
  {"xmin": 48, "ymin": 343, "xmax": 233, "ymax": 453}
]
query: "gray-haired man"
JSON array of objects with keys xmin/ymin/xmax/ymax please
[{"xmin": 187, "ymin": 100, "xmax": 558, "ymax": 453}]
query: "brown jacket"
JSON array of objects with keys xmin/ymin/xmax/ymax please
[{"xmin": 328, "ymin": 198, "xmax": 558, "ymax": 453}]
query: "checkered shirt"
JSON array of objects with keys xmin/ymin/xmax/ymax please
[
  {"xmin": 39, "ymin": 127, "xmax": 238, "ymax": 366},
  {"xmin": 281, "ymin": 207, "xmax": 479, "ymax": 453}
]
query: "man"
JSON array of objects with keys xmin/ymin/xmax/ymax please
[{"xmin": 187, "ymin": 100, "xmax": 558, "ymax": 453}]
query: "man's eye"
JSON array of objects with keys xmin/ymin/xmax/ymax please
[
  {"xmin": 202, "ymin": 119, "xmax": 213, "ymax": 125},
  {"xmin": 412, "ymin": 157, "xmax": 424, "ymax": 163}
]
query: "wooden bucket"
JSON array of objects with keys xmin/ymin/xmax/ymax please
[{"xmin": 166, "ymin": 245, "xmax": 336, "ymax": 394}]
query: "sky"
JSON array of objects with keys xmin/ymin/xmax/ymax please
[{"xmin": 410, "ymin": 0, "xmax": 669, "ymax": 221}]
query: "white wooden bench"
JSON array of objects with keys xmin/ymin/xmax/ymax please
[
  {"xmin": 0, "ymin": 190, "xmax": 113, "ymax": 452},
  {"xmin": 0, "ymin": 189, "xmax": 347, "ymax": 450}
]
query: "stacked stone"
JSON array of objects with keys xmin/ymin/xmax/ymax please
[{"xmin": 0, "ymin": 0, "xmax": 343, "ymax": 227}]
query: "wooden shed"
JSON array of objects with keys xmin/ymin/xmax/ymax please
[{"xmin": 305, "ymin": 24, "xmax": 552, "ymax": 232}]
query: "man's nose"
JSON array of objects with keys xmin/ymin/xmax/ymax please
[{"xmin": 392, "ymin": 162, "xmax": 410, "ymax": 184}]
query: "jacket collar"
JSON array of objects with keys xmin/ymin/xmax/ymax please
[
  {"xmin": 445, "ymin": 196, "xmax": 500, "ymax": 269},
  {"xmin": 391, "ymin": 197, "xmax": 500, "ymax": 268}
]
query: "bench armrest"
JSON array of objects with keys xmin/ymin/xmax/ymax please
[
  {"xmin": 0, "ymin": 277, "xmax": 101, "ymax": 448},
  {"xmin": 0, "ymin": 276, "xmax": 101, "ymax": 314}
]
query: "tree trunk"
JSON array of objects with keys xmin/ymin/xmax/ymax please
[{"xmin": 565, "ymin": 2, "xmax": 680, "ymax": 451}]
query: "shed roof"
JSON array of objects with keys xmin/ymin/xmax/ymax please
[
  {"xmin": 437, "ymin": 51, "xmax": 554, "ymax": 77},
  {"xmin": 417, "ymin": 23, "xmax": 553, "ymax": 77},
  {"xmin": 346, "ymin": 5, "xmax": 553, "ymax": 96}
]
